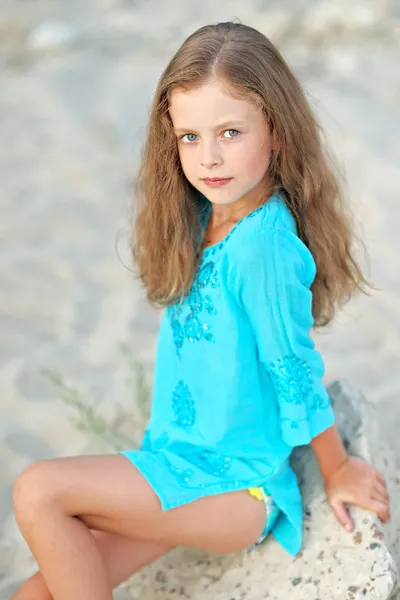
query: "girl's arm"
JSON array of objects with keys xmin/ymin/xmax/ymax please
[
  {"xmin": 232, "ymin": 226, "xmax": 390, "ymax": 532},
  {"xmin": 311, "ymin": 423, "xmax": 390, "ymax": 531},
  {"xmin": 310, "ymin": 423, "xmax": 348, "ymax": 481}
]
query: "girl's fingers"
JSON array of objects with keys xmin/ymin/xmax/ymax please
[
  {"xmin": 330, "ymin": 498, "xmax": 353, "ymax": 532},
  {"xmin": 366, "ymin": 499, "xmax": 390, "ymax": 522},
  {"xmin": 374, "ymin": 471, "xmax": 387, "ymax": 487},
  {"xmin": 372, "ymin": 482, "xmax": 390, "ymax": 503},
  {"xmin": 378, "ymin": 509, "xmax": 391, "ymax": 524}
]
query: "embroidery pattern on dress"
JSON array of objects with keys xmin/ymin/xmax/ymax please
[
  {"xmin": 168, "ymin": 261, "xmax": 219, "ymax": 358},
  {"xmin": 191, "ymin": 450, "xmax": 232, "ymax": 477},
  {"xmin": 268, "ymin": 354, "xmax": 330, "ymax": 430},
  {"xmin": 269, "ymin": 355, "xmax": 313, "ymax": 404},
  {"xmin": 168, "ymin": 201, "xmax": 267, "ymax": 358},
  {"xmin": 201, "ymin": 203, "xmax": 265, "ymax": 261},
  {"xmin": 172, "ymin": 380, "xmax": 196, "ymax": 427},
  {"xmin": 166, "ymin": 450, "xmax": 234, "ymax": 488}
]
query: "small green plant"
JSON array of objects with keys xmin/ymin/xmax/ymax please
[
  {"xmin": 117, "ymin": 341, "xmax": 151, "ymax": 425},
  {"xmin": 42, "ymin": 343, "xmax": 152, "ymax": 452}
]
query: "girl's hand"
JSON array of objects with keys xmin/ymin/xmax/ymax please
[{"xmin": 324, "ymin": 456, "xmax": 391, "ymax": 532}]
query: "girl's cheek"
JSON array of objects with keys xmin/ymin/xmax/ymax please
[
  {"xmin": 180, "ymin": 156, "xmax": 197, "ymax": 182},
  {"xmin": 178, "ymin": 150, "xmax": 191, "ymax": 169}
]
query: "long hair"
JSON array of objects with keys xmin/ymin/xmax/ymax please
[{"xmin": 131, "ymin": 21, "xmax": 371, "ymax": 326}]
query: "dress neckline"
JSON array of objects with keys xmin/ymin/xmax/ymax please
[{"xmin": 198, "ymin": 194, "xmax": 278, "ymax": 262}]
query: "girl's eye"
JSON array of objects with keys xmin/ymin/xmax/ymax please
[
  {"xmin": 181, "ymin": 133, "xmax": 198, "ymax": 143},
  {"xmin": 223, "ymin": 129, "xmax": 240, "ymax": 138}
]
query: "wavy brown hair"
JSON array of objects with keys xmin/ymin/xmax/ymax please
[{"xmin": 131, "ymin": 21, "xmax": 372, "ymax": 327}]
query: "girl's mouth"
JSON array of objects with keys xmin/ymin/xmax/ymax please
[{"xmin": 202, "ymin": 178, "xmax": 233, "ymax": 188}]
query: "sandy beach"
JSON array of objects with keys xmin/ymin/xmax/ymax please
[{"xmin": 0, "ymin": 0, "xmax": 399, "ymax": 596}]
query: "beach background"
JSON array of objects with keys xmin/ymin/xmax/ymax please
[{"xmin": 0, "ymin": 0, "xmax": 399, "ymax": 596}]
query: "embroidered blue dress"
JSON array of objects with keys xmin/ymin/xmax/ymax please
[{"xmin": 119, "ymin": 192, "xmax": 335, "ymax": 556}]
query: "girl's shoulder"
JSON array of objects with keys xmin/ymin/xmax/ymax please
[
  {"xmin": 255, "ymin": 192, "xmax": 297, "ymax": 235},
  {"xmin": 227, "ymin": 192, "xmax": 299, "ymax": 249},
  {"xmin": 229, "ymin": 193, "xmax": 317, "ymax": 287},
  {"xmin": 230, "ymin": 192, "xmax": 298, "ymax": 251}
]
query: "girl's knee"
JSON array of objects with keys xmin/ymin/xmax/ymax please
[{"xmin": 13, "ymin": 460, "xmax": 57, "ymax": 522}]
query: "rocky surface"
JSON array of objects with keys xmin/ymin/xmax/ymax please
[{"xmin": 120, "ymin": 380, "xmax": 399, "ymax": 600}]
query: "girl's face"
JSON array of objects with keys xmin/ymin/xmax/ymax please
[{"xmin": 169, "ymin": 78, "xmax": 274, "ymax": 207}]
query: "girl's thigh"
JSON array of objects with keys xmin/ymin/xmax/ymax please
[{"xmin": 13, "ymin": 454, "xmax": 265, "ymax": 554}]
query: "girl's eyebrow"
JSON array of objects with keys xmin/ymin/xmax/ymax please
[{"xmin": 173, "ymin": 120, "xmax": 248, "ymax": 134}]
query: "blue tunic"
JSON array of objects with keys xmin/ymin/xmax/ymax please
[{"xmin": 119, "ymin": 192, "xmax": 335, "ymax": 556}]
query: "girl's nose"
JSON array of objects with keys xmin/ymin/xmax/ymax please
[{"xmin": 200, "ymin": 140, "xmax": 222, "ymax": 169}]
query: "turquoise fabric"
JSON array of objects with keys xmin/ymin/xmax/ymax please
[{"xmin": 119, "ymin": 192, "xmax": 335, "ymax": 556}]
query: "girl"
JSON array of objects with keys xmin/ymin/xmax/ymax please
[{"xmin": 12, "ymin": 22, "xmax": 390, "ymax": 600}]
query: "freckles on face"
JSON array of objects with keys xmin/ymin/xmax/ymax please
[{"xmin": 168, "ymin": 79, "xmax": 273, "ymax": 202}]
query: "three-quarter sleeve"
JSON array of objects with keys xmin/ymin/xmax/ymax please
[{"xmin": 232, "ymin": 228, "xmax": 335, "ymax": 447}]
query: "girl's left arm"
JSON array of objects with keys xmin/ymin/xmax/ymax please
[
  {"xmin": 310, "ymin": 422, "xmax": 348, "ymax": 481},
  {"xmin": 311, "ymin": 423, "xmax": 391, "ymax": 530},
  {"xmin": 232, "ymin": 226, "xmax": 390, "ymax": 532}
]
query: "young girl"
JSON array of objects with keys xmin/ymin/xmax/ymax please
[{"xmin": 12, "ymin": 22, "xmax": 391, "ymax": 600}]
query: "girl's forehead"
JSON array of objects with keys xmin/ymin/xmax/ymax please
[{"xmin": 169, "ymin": 79, "xmax": 261, "ymax": 128}]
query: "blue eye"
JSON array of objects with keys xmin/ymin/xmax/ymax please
[
  {"xmin": 181, "ymin": 133, "xmax": 198, "ymax": 143},
  {"xmin": 223, "ymin": 129, "xmax": 240, "ymax": 138}
]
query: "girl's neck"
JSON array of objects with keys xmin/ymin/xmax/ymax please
[
  {"xmin": 200, "ymin": 185, "xmax": 275, "ymax": 251},
  {"xmin": 208, "ymin": 182, "xmax": 273, "ymax": 227}
]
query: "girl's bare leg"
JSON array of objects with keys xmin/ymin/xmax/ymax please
[
  {"xmin": 11, "ymin": 531, "xmax": 173, "ymax": 600},
  {"xmin": 12, "ymin": 455, "xmax": 265, "ymax": 600}
]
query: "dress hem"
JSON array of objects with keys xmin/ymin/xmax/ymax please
[
  {"xmin": 117, "ymin": 450, "xmax": 301, "ymax": 557},
  {"xmin": 118, "ymin": 450, "xmax": 280, "ymax": 510}
]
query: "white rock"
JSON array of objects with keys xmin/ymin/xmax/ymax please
[{"xmin": 122, "ymin": 380, "xmax": 399, "ymax": 600}]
